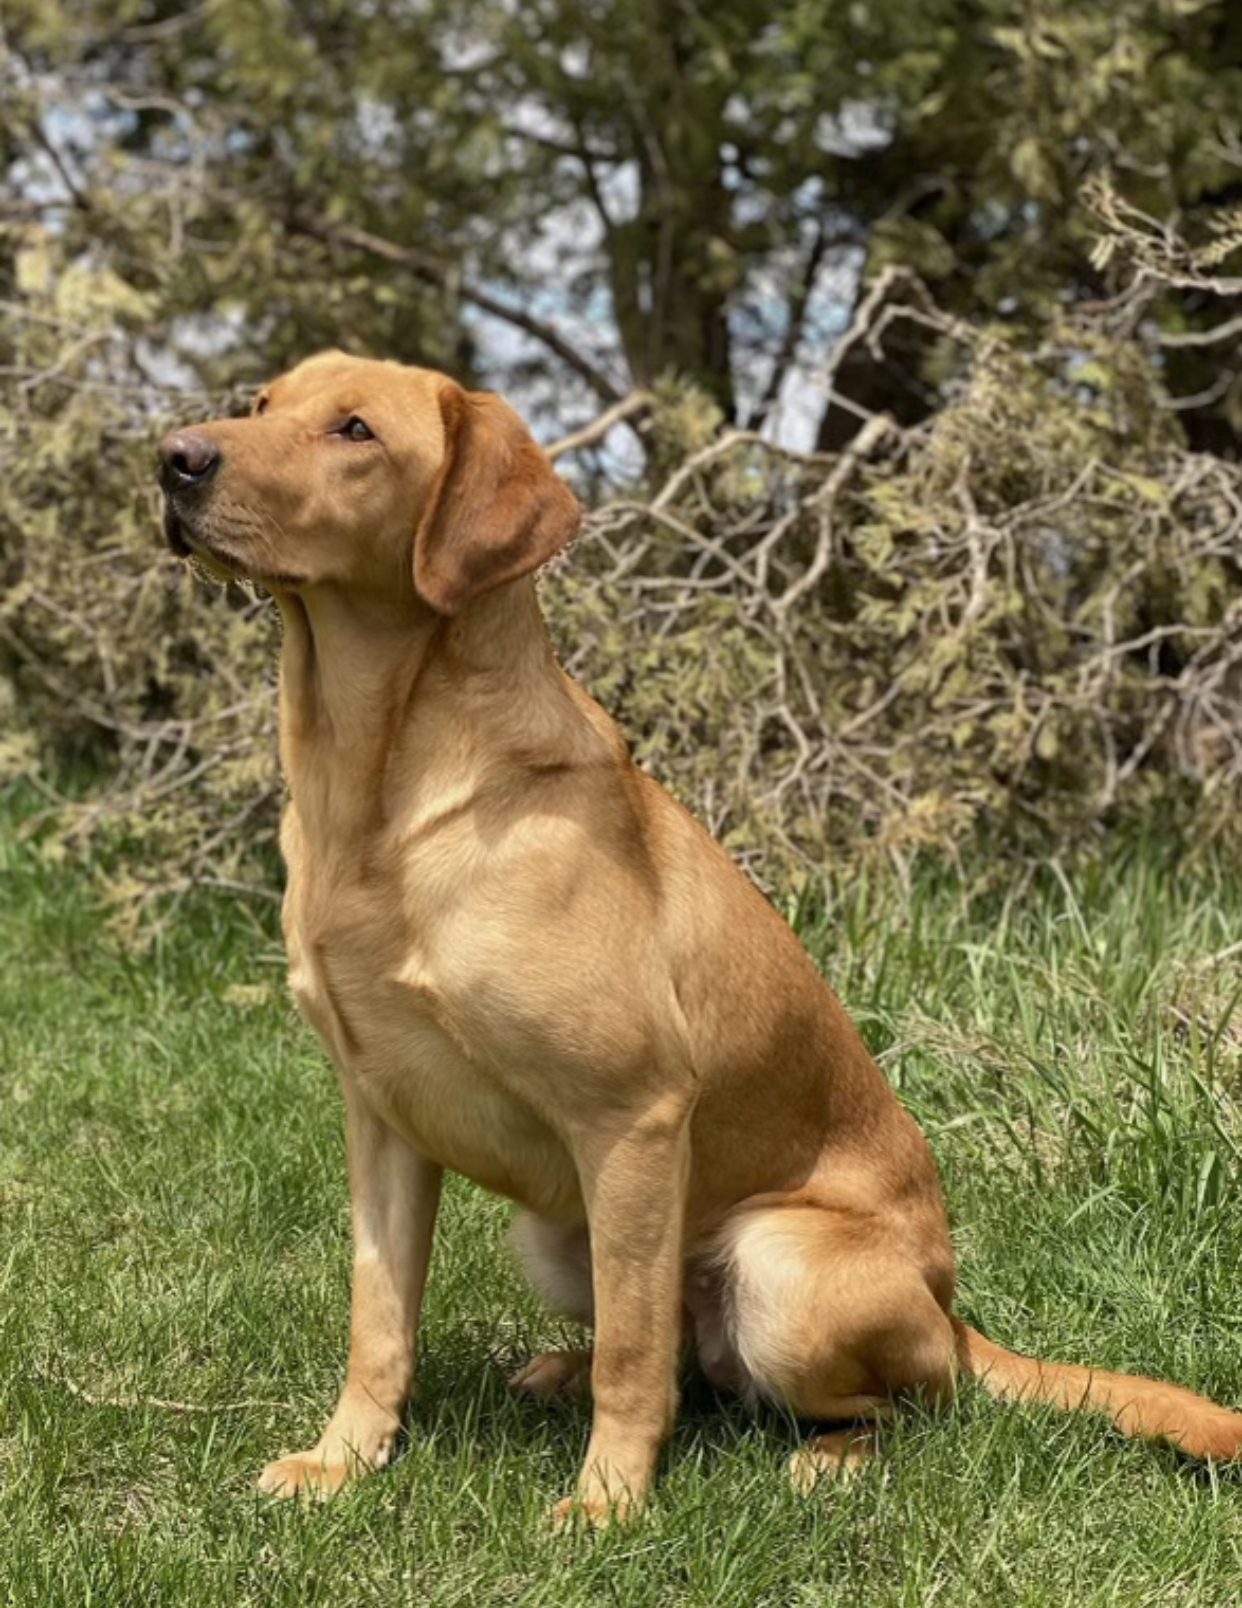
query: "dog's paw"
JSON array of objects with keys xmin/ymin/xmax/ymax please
[
  {"xmin": 787, "ymin": 1426, "xmax": 878, "ymax": 1495},
  {"xmin": 508, "ymin": 1348, "xmax": 592, "ymax": 1401},
  {"xmin": 548, "ymin": 1456, "xmax": 646, "ymax": 1530},
  {"xmin": 257, "ymin": 1451, "xmax": 354, "ymax": 1500},
  {"xmin": 548, "ymin": 1487, "xmax": 635, "ymax": 1531}
]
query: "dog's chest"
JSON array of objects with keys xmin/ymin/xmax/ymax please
[{"xmin": 281, "ymin": 851, "xmax": 580, "ymax": 1217}]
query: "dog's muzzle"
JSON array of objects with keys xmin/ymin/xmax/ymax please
[{"xmin": 158, "ymin": 429, "xmax": 221, "ymax": 555}]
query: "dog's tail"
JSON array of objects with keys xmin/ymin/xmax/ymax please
[{"xmin": 953, "ymin": 1319, "xmax": 1242, "ymax": 1461}]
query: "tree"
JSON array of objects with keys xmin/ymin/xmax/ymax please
[
  {"xmin": 2, "ymin": 1, "xmax": 1240, "ymax": 907},
  {"xmin": 830, "ymin": 1, "xmax": 1242, "ymax": 453},
  {"xmin": 5, "ymin": 1, "xmax": 1242, "ymax": 450}
]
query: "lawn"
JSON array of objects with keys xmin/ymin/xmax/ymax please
[{"xmin": 1, "ymin": 786, "xmax": 1239, "ymax": 1606}]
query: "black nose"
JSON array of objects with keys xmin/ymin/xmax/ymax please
[{"xmin": 158, "ymin": 429, "xmax": 221, "ymax": 493}]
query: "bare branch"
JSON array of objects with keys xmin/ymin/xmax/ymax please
[
  {"xmin": 24, "ymin": 115, "xmax": 94, "ymax": 214},
  {"xmin": 546, "ymin": 390, "xmax": 652, "ymax": 459},
  {"xmin": 1154, "ymin": 312, "xmax": 1242, "ymax": 349},
  {"xmin": 288, "ymin": 213, "xmax": 624, "ymax": 405},
  {"xmin": 746, "ymin": 219, "xmax": 831, "ymax": 432}
]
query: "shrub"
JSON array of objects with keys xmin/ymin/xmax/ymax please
[{"xmin": 1, "ymin": 263, "xmax": 1239, "ymax": 926}]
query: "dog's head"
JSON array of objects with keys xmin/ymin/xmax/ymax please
[{"xmin": 157, "ymin": 351, "xmax": 581, "ymax": 613}]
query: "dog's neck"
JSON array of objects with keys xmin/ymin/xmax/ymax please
[{"xmin": 273, "ymin": 576, "xmax": 589, "ymax": 844}]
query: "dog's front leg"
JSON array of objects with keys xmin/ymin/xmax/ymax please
[
  {"xmin": 259, "ymin": 1086, "xmax": 443, "ymax": 1498},
  {"xmin": 556, "ymin": 1093, "xmax": 693, "ymax": 1527}
]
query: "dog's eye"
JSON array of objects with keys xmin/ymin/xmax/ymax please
[{"xmin": 343, "ymin": 416, "xmax": 374, "ymax": 442}]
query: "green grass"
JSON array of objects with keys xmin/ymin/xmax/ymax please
[{"xmin": 1, "ymin": 786, "xmax": 1239, "ymax": 1606}]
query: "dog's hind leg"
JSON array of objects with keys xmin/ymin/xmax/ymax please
[
  {"xmin": 508, "ymin": 1212, "xmax": 594, "ymax": 1399},
  {"xmin": 712, "ymin": 1196, "xmax": 957, "ymax": 1479},
  {"xmin": 787, "ymin": 1423, "xmax": 883, "ymax": 1492}
]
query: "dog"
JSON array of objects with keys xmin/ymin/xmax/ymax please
[{"xmin": 157, "ymin": 351, "xmax": 1242, "ymax": 1522}]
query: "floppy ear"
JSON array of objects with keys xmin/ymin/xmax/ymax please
[{"xmin": 413, "ymin": 384, "xmax": 582, "ymax": 615}]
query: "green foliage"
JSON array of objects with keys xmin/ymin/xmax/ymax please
[
  {"xmin": 553, "ymin": 306, "xmax": 1241, "ymax": 882},
  {"xmin": 6, "ymin": 1, "xmax": 1241, "ymax": 435},
  {"xmin": 0, "ymin": 239, "xmax": 280, "ymax": 917},
  {"xmin": 2, "ymin": 2, "xmax": 1241, "ymax": 915},
  {"xmin": 2, "ymin": 281, "xmax": 1241, "ymax": 919}
]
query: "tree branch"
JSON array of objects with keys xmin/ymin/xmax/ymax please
[
  {"xmin": 746, "ymin": 218, "xmax": 830, "ymax": 431},
  {"xmin": 502, "ymin": 122, "xmax": 618, "ymax": 166},
  {"xmin": 287, "ymin": 212, "xmax": 623, "ymax": 404},
  {"xmin": 25, "ymin": 115, "xmax": 95, "ymax": 214},
  {"xmin": 546, "ymin": 389, "xmax": 652, "ymax": 459},
  {"xmin": 1154, "ymin": 311, "xmax": 1242, "ymax": 349}
]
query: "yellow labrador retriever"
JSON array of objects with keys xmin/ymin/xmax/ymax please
[{"xmin": 157, "ymin": 352, "xmax": 1241, "ymax": 1521}]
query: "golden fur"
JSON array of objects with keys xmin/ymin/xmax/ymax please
[{"xmin": 157, "ymin": 352, "xmax": 1242, "ymax": 1522}]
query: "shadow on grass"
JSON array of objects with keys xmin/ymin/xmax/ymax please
[{"xmin": 405, "ymin": 1327, "xmax": 890, "ymax": 1494}]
